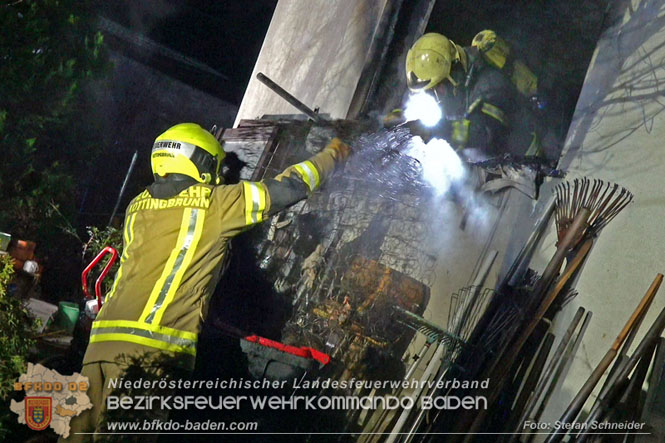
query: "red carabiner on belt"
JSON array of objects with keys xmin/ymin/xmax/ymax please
[{"xmin": 81, "ymin": 246, "xmax": 118, "ymax": 307}]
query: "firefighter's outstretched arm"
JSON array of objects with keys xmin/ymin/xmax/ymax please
[
  {"xmin": 406, "ymin": 99, "xmax": 507, "ymax": 149},
  {"xmin": 264, "ymin": 137, "xmax": 350, "ymax": 216}
]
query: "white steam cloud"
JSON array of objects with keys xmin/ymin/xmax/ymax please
[{"xmin": 406, "ymin": 137, "xmax": 465, "ymax": 195}]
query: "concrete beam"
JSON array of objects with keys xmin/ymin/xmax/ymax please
[{"xmin": 234, "ymin": 0, "xmax": 390, "ymax": 125}]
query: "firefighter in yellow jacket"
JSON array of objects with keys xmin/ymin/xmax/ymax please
[{"xmin": 66, "ymin": 123, "xmax": 350, "ymax": 440}]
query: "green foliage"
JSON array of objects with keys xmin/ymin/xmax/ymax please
[
  {"xmin": 83, "ymin": 225, "xmax": 123, "ymax": 259},
  {"xmin": 0, "ymin": 0, "xmax": 109, "ymax": 239},
  {"xmin": 82, "ymin": 225, "xmax": 123, "ymax": 295},
  {"xmin": 0, "ymin": 255, "xmax": 37, "ymax": 401}
]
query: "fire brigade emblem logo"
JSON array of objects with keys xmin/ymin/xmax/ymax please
[{"xmin": 25, "ymin": 397, "xmax": 52, "ymax": 431}]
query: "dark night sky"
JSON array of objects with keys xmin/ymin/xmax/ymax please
[{"xmin": 74, "ymin": 1, "xmax": 277, "ymax": 229}]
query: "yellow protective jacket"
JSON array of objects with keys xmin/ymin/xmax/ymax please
[{"xmin": 83, "ymin": 138, "xmax": 348, "ymax": 368}]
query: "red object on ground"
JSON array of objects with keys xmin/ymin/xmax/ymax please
[
  {"xmin": 243, "ymin": 335, "xmax": 331, "ymax": 366},
  {"xmin": 81, "ymin": 247, "xmax": 118, "ymax": 307}
]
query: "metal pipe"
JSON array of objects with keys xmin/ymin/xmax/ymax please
[
  {"xmin": 526, "ymin": 310, "xmax": 593, "ymax": 443},
  {"xmin": 108, "ymin": 150, "xmax": 138, "ymax": 226},
  {"xmin": 512, "ymin": 307, "xmax": 586, "ymax": 438},
  {"xmin": 256, "ymin": 72, "xmax": 324, "ymax": 123},
  {"xmin": 506, "ymin": 197, "xmax": 556, "ymax": 288},
  {"xmin": 546, "ymin": 274, "xmax": 663, "ymax": 443},
  {"xmin": 506, "ymin": 333, "xmax": 556, "ymax": 435}
]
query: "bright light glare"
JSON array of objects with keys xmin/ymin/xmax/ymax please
[
  {"xmin": 404, "ymin": 92, "xmax": 442, "ymax": 127},
  {"xmin": 407, "ymin": 137, "xmax": 465, "ymax": 194}
]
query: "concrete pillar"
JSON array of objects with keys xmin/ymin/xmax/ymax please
[{"xmin": 234, "ymin": 0, "xmax": 389, "ymax": 125}]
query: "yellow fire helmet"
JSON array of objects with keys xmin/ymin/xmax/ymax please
[
  {"xmin": 405, "ymin": 33, "xmax": 468, "ymax": 92},
  {"xmin": 151, "ymin": 123, "xmax": 225, "ymax": 184}
]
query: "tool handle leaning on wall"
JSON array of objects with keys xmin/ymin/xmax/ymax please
[{"xmin": 256, "ymin": 72, "xmax": 325, "ymax": 123}]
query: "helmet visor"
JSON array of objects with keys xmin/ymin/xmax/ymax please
[{"xmin": 407, "ymin": 71, "xmax": 431, "ymax": 91}]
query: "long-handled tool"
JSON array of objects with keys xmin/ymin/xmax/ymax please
[
  {"xmin": 600, "ymin": 342, "xmax": 656, "ymax": 438},
  {"xmin": 503, "ymin": 332, "xmax": 556, "ymax": 436},
  {"xmin": 574, "ymin": 272, "xmax": 659, "ymax": 438},
  {"xmin": 462, "ymin": 198, "xmax": 555, "ymax": 359},
  {"xmin": 545, "ymin": 273, "xmax": 663, "ymax": 443},
  {"xmin": 569, "ymin": 311, "xmax": 665, "ymax": 442},
  {"xmin": 256, "ymin": 72, "xmax": 325, "ymax": 123},
  {"xmin": 525, "ymin": 310, "xmax": 593, "ymax": 443},
  {"xmin": 461, "ymin": 210, "xmax": 591, "ymax": 439},
  {"xmin": 508, "ymin": 306, "xmax": 587, "ymax": 440},
  {"xmin": 457, "ymin": 178, "xmax": 633, "ymax": 439}
]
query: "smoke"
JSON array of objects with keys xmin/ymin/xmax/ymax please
[
  {"xmin": 403, "ymin": 135, "xmax": 495, "ymax": 238},
  {"xmin": 297, "ymin": 122, "xmax": 499, "ymax": 291},
  {"xmin": 405, "ymin": 137, "xmax": 465, "ymax": 196},
  {"xmin": 340, "ymin": 126, "xmax": 485, "ymax": 214}
]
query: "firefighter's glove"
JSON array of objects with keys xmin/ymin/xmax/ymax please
[
  {"xmin": 383, "ymin": 109, "xmax": 406, "ymax": 128},
  {"xmin": 325, "ymin": 137, "xmax": 352, "ymax": 161}
]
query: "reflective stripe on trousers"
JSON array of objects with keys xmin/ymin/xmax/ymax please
[{"xmin": 89, "ymin": 320, "xmax": 197, "ymax": 355}]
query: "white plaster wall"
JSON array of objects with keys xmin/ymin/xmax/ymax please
[{"xmin": 234, "ymin": 0, "xmax": 388, "ymax": 125}]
